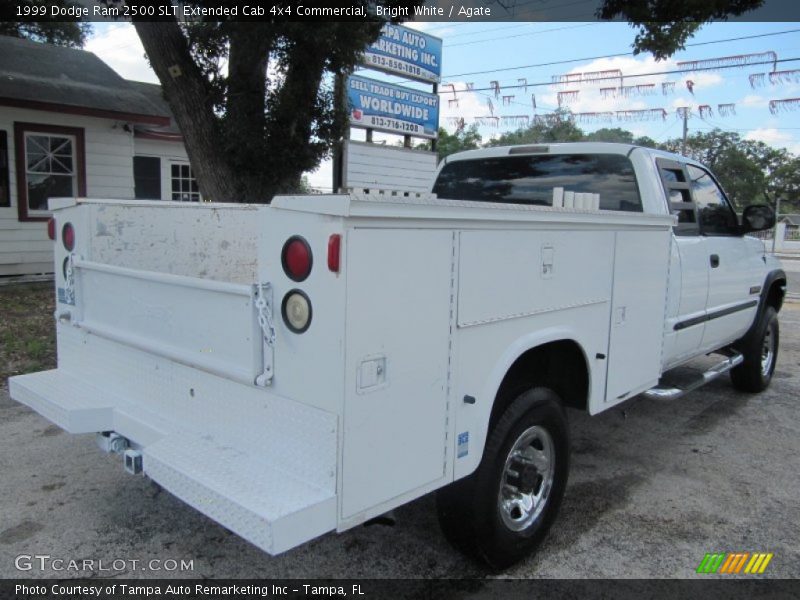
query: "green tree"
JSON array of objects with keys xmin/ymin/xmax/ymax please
[
  {"xmin": 769, "ymin": 157, "xmax": 800, "ymax": 212},
  {"xmin": 661, "ymin": 128, "xmax": 799, "ymax": 210},
  {"xmin": 633, "ymin": 135, "xmax": 659, "ymax": 148},
  {"xmin": 744, "ymin": 143, "xmax": 800, "ymax": 212},
  {"xmin": 0, "ymin": 1, "xmax": 91, "ymax": 47},
  {"xmin": 488, "ymin": 110, "xmax": 585, "ymax": 146},
  {"xmin": 128, "ymin": 1, "xmax": 417, "ymax": 202},
  {"xmin": 597, "ymin": 0, "xmax": 764, "ymax": 59},
  {"xmin": 584, "ymin": 127, "xmax": 635, "ymax": 143},
  {"xmin": 432, "ymin": 124, "xmax": 483, "ymax": 160}
]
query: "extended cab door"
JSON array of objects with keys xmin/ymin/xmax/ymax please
[
  {"xmin": 657, "ymin": 159, "xmax": 709, "ymax": 366},
  {"xmin": 686, "ymin": 164, "xmax": 762, "ymax": 351}
]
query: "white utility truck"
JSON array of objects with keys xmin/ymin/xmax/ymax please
[{"xmin": 10, "ymin": 143, "xmax": 785, "ymax": 569}]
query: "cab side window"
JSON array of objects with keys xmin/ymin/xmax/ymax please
[{"xmin": 686, "ymin": 165, "xmax": 739, "ymax": 236}]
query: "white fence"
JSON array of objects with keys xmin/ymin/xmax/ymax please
[{"xmin": 757, "ymin": 221, "xmax": 800, "ymax": 253}]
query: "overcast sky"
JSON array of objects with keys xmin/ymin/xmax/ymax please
[{"xmin": 86, "ymin": 21, "xmax": 800, "ymax": 191}]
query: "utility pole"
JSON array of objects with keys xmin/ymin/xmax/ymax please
[{"xmin": 681, "ymin": 109, "xmax": 688, "ymax": 156}]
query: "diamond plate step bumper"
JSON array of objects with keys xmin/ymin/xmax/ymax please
[
  {"xmin": 9, "ymin": 370, "xmax": 115, "ymax": 433},
  {"xmin": 9, "ymin": 368, "xmax": 338, "ymax": 555},
  {"xmin": 144, "ymin": 435, "xmax": 336, "ymax": 554}
]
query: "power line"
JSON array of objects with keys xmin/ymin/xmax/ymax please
[
  {"xmin": 440, "ymin": 57, "xmax": 800, "ymax": 94},
  {"xmin": 444, "ymin": 23, "xmax": 535, "ymax": 39},
  {"xmin": 654, "ymin": 119, "xmax": 681, "ymax": 141},
  {"xmin": 441, "ymin": 56, "xmax": 800, "ymax": 130},
  {"xmin": 440, "ymin": 27, "xmax": 800, "ymax": 80},
  {"xmin": 445, "ymin": 23, "xmax": 599, "ymax": 48}
]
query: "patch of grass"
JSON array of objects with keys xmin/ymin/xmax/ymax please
[
  {"xmin": 0, "ymin": 282, "xmax": 56, "ymax": 382},
  {"xmin": 25, "ymin": 339, "xmax": 48, "ymax": 361}
]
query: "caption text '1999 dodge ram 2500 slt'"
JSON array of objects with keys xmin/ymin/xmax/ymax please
[{"xmin": 10, "ymin": 142, "xmax": 785, "ymax": 569}]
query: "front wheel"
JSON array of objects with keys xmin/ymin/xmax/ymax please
[
  {"xmin": 436, "ymin": 387, "xmax": 569, "ymax": 570},
  {"xmin": 731, "ymin": 306, "xmax": 779, "ymax": 393}
]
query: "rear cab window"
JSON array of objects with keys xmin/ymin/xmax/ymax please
[{"xmin": 432, "ymin": 153, "xmax": 643, "ymax": 212}]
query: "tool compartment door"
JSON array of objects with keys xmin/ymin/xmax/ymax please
[
  {"xmin": 605, "ymin": 229, "xmax": 671, "ymax": 404},
  {"xmin": 341, "ymin": 229, "xmax": 453, "ymax": 520}
]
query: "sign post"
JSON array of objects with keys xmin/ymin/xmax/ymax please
[{"xmin": 335, "ymin": 23, "xmax": 443, "ymax": 193}]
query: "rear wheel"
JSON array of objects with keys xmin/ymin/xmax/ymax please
[
  {"xmin": 436, "ymin": 387, "xmax": 569, "ymax": 570},
  {"xmin": 731, "ymin": 306, "xmax": 779, "ymax": 393}
]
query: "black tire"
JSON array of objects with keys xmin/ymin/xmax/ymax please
[
  {"xmin": 731, "ymin": 306, "xmax": 779, "ymax": 393},
  {"xmin": 436, "ymin": 387, "xmax": 570, "ymax": 570}
]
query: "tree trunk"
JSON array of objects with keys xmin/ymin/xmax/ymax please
[
  {"xmin": 261, "ymin": 35, "xmax": 332, "ymax": 199},
  {"xmin": 132, "ymin": 17, "xmax": 240, "ymax": 203},
  {"xmin": 225, "ymin": 25, "xmax": 274, "ymax": 202}
]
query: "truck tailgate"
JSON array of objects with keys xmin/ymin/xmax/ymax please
[{"xmin": 69, "ymin": 258, "xmax": 264, "ymax": 386}]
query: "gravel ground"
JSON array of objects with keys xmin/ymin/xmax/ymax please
[{"xmin": 1, "ymin": 303, "xmax": 798, "ymax": 581}]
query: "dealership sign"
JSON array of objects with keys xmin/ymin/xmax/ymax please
[
  {"xmin": 347, "ymin": 75, "xmax": 440, "ymax": 139},
  {"xmin": 362, "ymin": 24, "xmax": 442, "ymax": 83}
]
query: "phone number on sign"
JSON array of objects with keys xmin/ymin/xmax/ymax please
[
  {"xmin": 364, "ymin": 117, "xmax": 425, "ymax": 134},
  {"xmin": 365, "ymin": 55, "xmax": 437, "ymax": 82}
]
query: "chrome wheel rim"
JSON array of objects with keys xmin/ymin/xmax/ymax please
[
  {"xmin": 761, "ymin": 327, "xmax": 775, "ymax": 378},
  {"xmin": 498, "ymin": 425, "xmax": 555, "ymax": 532}
]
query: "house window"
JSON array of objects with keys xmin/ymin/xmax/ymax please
[
  {"xmin": 14, "ymin": 123, "xmax": 86, "ymax": 221},
  {"xmin": 134, "ymin": 156, "xmax": 161, "ymax": 199},
  {"xmin": 0, "ymin": 131, "xmax": 9, "ymax": 207},
  {"xmin": 171, "ymin": 163, "xmax": 199, "ymax": 202}
]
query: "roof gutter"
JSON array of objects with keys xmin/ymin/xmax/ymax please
[{"xmin": 0, "ymin": 97, "xmax": 171, "ymax": 126}]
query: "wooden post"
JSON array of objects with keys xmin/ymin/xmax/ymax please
[
  {"xmin": 431, "ymin": 82, "xmax": 438, "ymax": 154},
  {"xmin": 333, "ymin": 73, "xmax": 349, "ymax": 193}
]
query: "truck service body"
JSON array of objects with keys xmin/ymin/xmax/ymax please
[{"xmin": 9, "ymin": 143, "xmax": 785, "ymax": 567}]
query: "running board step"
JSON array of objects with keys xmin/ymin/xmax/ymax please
[{"xmin": 642, "ymin": 353, "xmax": 744, "ymax": 401}]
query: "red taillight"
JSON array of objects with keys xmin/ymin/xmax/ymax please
[
  {"xmin": 281, "ymin": 236, "xmax": 312, "ymax": 282},
  {"xmin": 47, "ymin": 218, "xmax": 56, "ymax": 241},
  {"xmin": 327, "ymin": 234, "xmax": 341, "ymax": 273},
  {"xmin": 62, "ymin": 222, "xmax": 75, "ymax": 251}
]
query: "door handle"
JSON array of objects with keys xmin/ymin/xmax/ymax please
[{"xmin": 710, "ymin": 254, "xmax": 720, "ymax": 268}]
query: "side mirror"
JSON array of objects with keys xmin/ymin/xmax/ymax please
[{"xmin": 741, "ymin": 204, "xmax": 776, "ymax": 233}]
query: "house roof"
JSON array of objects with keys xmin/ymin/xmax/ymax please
[
  {"xmin": 124, "ymin": 80, "xmax": 184, "ymax": 140},
  {"xmin": 0, "ymin": 35, "xmax": 171, "ymax": 126},
  {"xmin": 780, "ymin": 214, "xmax": 800, "ymax": 226}
]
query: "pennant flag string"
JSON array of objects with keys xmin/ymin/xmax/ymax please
[
  {"xmin": 557, "ymin": 90, "xmax": 579, "ymax": 107},
  {"xmin": 769, "ymin": 97, "xmax": 800, "ymax": 114},
  {"xmin": 717, "ymin": 103, "xmax": 736, "ymax": 116},
  {"xmin": 677, "ymin": 51, "xmax": 778, "ymax": 73}
]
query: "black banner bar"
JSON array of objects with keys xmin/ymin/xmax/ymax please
[
  {"xmin": 1, "ymin": 0, "xmax": 800, "ymax": 23},
  {"xmin": 2, "ymin": 579, "xmax": 800, "ymax": 600}
]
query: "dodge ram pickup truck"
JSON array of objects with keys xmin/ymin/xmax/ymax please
[{"xmin": 9, "ymin": 142, "xmax": 785, "ymax": 569}]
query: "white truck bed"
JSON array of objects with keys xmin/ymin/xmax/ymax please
[{"xmin": 10, "ymin": 192, "xmax": 674, "ymax": 554}]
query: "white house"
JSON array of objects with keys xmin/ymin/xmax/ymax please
[{"xmin": 0, "ymin": 35, "xmax": 198, "ymax": 277}]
